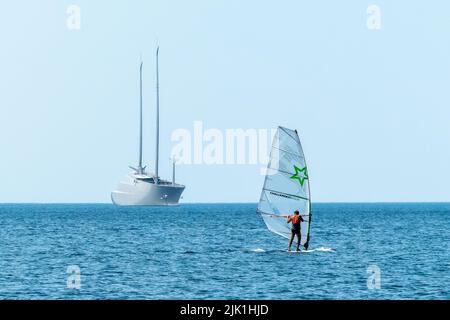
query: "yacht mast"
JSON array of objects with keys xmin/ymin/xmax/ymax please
[
  {"xmin": 172, "ymin": 159, "xmax": 176, "ymax": 185},
  {"xmin": 155, "ymin": 47, "xmax": 160, "ymax": 182},
  {"xmin": 138, "ymin": 61, "xmax": 144, "ymax": 174}
]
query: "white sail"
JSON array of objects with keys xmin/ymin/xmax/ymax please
[{"xmin": 257, "ymin": 126, "xmax": 311, "ymax": 249}]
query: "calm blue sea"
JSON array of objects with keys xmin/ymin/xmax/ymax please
[{"xmin": 0, "ymin": 203, "xmax": 448, "ymax": 300}]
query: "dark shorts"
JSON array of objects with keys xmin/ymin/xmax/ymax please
[{"xmin": 291, "ymin": 228, "xmax": 300, "ymax": 235}]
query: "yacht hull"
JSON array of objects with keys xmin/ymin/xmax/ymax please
[{"xmin": 111, "ymin": 174, "xmax": 185, "ymax": 206}]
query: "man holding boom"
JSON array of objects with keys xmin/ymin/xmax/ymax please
[
  {"xmin": 269, "ymin": 210, "xmax": 305, "ymax": 252},
  {"xmin": 286, "ymin": 210, "xmax": 304, "ymax": 252}
]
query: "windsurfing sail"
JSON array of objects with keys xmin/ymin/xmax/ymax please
[{"xmin": 257, "ymin": 126, "xmax": 312, "ymax": 250}]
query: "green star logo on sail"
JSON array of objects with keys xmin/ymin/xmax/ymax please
[{"xmin": 290, "ymin": 165, "xmax": 308, "ymax": 187}]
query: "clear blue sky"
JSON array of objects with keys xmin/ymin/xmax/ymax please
[{"xmin": 1, "ymin": 1, "xmax": 449, "ymax": 203}]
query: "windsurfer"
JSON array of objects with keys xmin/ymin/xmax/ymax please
[{"xmin": 287, "ymin": 210, "xmax": 304, "ymax": 252}]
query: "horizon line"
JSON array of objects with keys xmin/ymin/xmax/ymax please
[{"xmin": 0, "ymin": 201, "xmax": 449, "ymax": 205}]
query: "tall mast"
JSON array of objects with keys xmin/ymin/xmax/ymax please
[
  {"xmin": 138, "ymin": 61, "xmax": 144, "ymax": 174},
  {"xmin": 172, "ymin": 158, "xmax": 176, "ymax": 185},
  {"xmin": 155, "ymin": 47, "xmax": 160, "ymax": 182}
]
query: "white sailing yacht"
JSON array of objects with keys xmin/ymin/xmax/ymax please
[{"xmin": 111, "ymin": 47, "xmax": 185, "ymax": 206}]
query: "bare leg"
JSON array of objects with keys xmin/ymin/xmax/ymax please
[
  {"xmin": 296, "ymin": 233, "xmax": 301, "ymax": 251},
  {"xmin": 288, "ymin": 231, "xmax": 295, "ymax": 251}
]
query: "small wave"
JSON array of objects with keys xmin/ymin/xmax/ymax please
[
  {"xmin": 304, "ymin": 247, "xmax": 335, "ymax": 253},
  {"xmin": 153, "ymin": 249, "xmax": 169, "ymax": 253},
  {"xmin": 250, "ymin": 248, "xmax": 266, "ymax": 253}
]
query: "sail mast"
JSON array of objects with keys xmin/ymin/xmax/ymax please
[
  {"xmin": 138, "ymin": 61, "xmax": 143, "ymax": 174},
  {"xmin": 297, "ymin": 128, "xmax": 312, "ymax": 250},
  {"xmin": 155, "ymin": 47, "xmax": 160, "ymax": 182}
]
